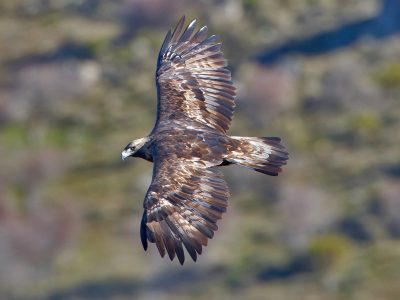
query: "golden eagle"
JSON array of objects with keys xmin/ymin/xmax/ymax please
[{"xmin": 122, "ymin": 16, "xmax": 288, "ymax": 264}]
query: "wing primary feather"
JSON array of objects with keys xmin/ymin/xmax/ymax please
[
  {"xmin": 181, "ymin": 38, "xmax": 220, "ymax": 59},
  {"xmin": 166, "ymin": 214, "xmax": 198, "ymax": 262},
  {"xmin": 200, "ymin": 34, "xmax": 219, "ymax": 46},
  {"xmin": 159, "ymin": 220, "xmax": 176, "ymax": 260},
  {"xmin": 165, "ymin": 217, "xmax": 186, "ymax": 264},
  {"xmin": 159, "ymin": 29, "xmax": 172, "ymax": 57},
  {"xmin": 191, "ymin": 26, "xmax": 208, "ymax": 43},
  {"xmin": 152, "ymin": 223, "xmax": 166, "ymax": 258},
  {"xmin": 140, "ymin": 212, "xmax": 148, "ymax": 250},
  {"xmin": 171, "ymin": 16, "xmax": 186, "ymax": 43},
  {"xmin": 174, "ymin": 238, "xmax": 185, "ymax": 265},
  {"xmin": 178, "ymin": 19, "xmax": 197, "ymax": 43}
]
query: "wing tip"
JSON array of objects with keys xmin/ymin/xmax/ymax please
[
  {"xmin": 188, "ymin": 18, "xmax": 197, "ymax": 28},
  {"xmin": 178, "ymin": 258, "xmax": 185, "ymax": 265},
  {"xmin": 140, "ymin": 212, "xmax": 149, "ymax": 251},
  {"xmin": 177, "ymin": 15, "xmax": 186, "ymax": 27},
  {"xmin": 176, "ymin": 249, "xmax": 185, "ymax": 265},
  {"xmin": 171, "ymin": 15, "xmax": 186, "ymax": 42}
]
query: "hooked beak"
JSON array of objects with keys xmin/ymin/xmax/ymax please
[{"xmin": 121, "ymin": 149, "xmax": 133, "ymax": 161}]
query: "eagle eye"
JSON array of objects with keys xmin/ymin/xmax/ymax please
[{"xmin": 124, "ymin": 143, "xmax": 135, "ymax": 151}]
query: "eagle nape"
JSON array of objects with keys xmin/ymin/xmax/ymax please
[{"xmin": 121, "ymin": 16, "xmax": 288, "ymax": 265}]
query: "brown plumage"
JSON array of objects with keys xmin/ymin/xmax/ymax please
[{"xmin": 121, "ymin": 16, "xmax": 289, "ymax": 264}]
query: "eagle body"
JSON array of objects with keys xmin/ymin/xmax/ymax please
[
  {"xmin": 122, "ymin": 17, "xmax": 289, "ymax": 264},
  {"xmin": 156, "ymin": 129, "xmax": 226, "ymax": 162}
]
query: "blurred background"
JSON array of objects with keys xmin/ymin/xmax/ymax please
[{"xmin": 1, "ymin": 0, "xmax": 400, "ymax": 299}]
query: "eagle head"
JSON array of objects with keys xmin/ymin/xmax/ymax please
[{"xmin": 121, "ymin": 137, "xmax": 149, "ymax": 160}]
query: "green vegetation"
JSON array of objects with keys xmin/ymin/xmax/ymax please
[{"xmin": 373, "ymin": 62, "xmax": 400, "ymax": 89}]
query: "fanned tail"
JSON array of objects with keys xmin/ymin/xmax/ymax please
[{"xmin": 226, "ymin": 136, "xmax": 289, "ymax": 176}]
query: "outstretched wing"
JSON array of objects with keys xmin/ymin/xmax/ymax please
[
  {"xmin": 154, "ymin": 16, "xmax": 236, "ymax": 133},
  {"xmin": 140, "ymin": 157, "xmax": 230, "ymax": 264}
]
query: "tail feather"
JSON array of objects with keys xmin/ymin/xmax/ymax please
[{"xmin": 226, "ymin": 136, "xmax": 289, "ymax": 176}]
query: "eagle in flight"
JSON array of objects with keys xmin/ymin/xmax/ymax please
[{"xmin": 121, "ymin": 16, "xmax": 288, "ymax": 264}]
